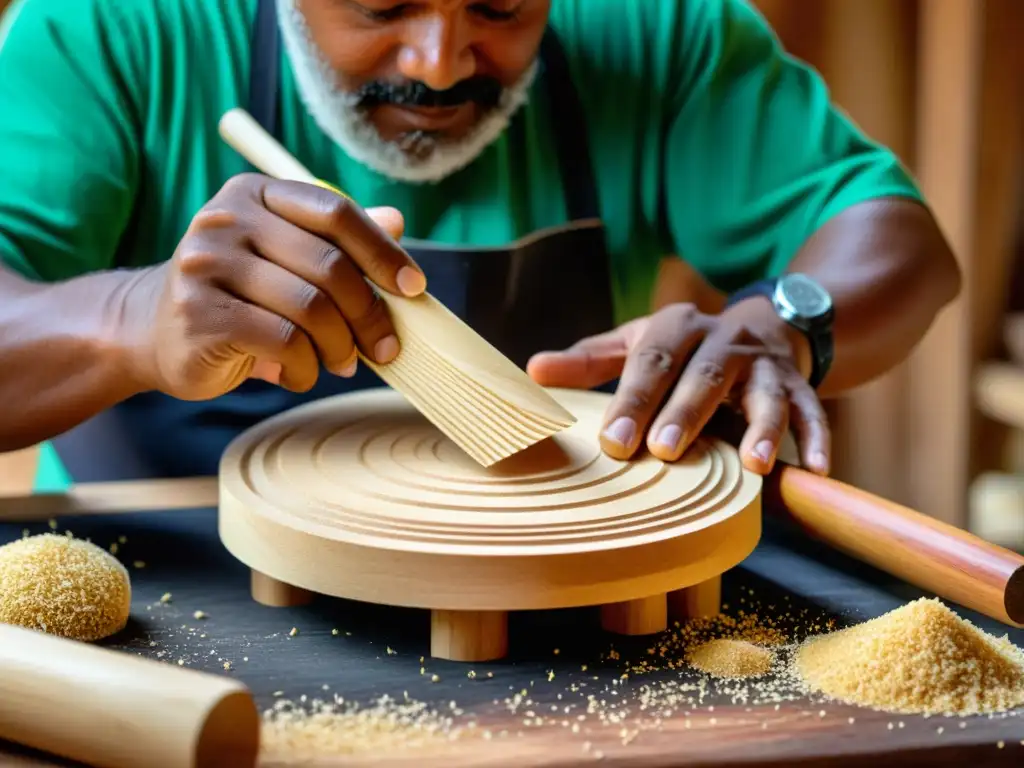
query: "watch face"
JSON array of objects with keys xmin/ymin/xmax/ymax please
[{"xmin": 775, "ymin": 274, "xmax": 832, "ymax": 319}]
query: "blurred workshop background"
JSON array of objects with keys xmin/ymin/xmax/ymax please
[{"xmin": 0, "ymin": 0, "xmax": 1022, "ymax": 552}]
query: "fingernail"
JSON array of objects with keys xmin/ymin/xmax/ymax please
[
  {"xmin": 654, "ymin": 424, "xmax": 683, "ymax": 452},
  {"xmin": 602, "ymin": 417, "xmax": 636, "ymax": 447},
  {"xmin": 374, "ymin": 335, "xmax": 400, "ymax": 364},
  {"xmin": 396, "ymin": 266, "xmax": 426, "ymax": 296},
  {"xmin": 810, "ymin": 451, "xmax": 829, "ymax": 472},
  {"xmin": 337, "ymin": 358, "xmax": 358, "ymax": 378},
  {"xmin": 752, "ymin": 440, "xmax": 774, "ymax": 462}
]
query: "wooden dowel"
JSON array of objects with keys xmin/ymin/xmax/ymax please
[
  {"xmin": 0, "ymin": 477, "xmax": 219, "ymax": 520},
  {"xmin": 764, "ymin": 464, "xmax": 1024, "ymax": 627},
  {"xmin": 219, "ymin": 108, "xmax": 318, "ymax": 184},
  {"xmin": 0, "ymin": 623, "xmax": 259, "ymax": 768}
]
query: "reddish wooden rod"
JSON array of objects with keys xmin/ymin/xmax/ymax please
[{"xmin": 763, "ymin": 463, "xmax": 1024, "ymax": 628}]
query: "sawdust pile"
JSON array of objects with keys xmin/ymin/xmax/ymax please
[
  {"xmin": 625, "ymin": 605, "xmax": 793, "ymax": 677},
  {"xmin": 687, "ymin": 639, "xmax": 774, "ymax": 679},
  {"xmin": 259, "ymin": 695, "xmax": 467, "ymax": 760},
  {"xmin": 793, "ymin": 597, "xmax": 1024, "ymax": 716},
  {"xmin": 0, "ymin": 533, "xmax": 131, "ymax": 641}
]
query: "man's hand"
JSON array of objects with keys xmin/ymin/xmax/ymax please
[
  {"xmin": 120, "ymin": 173, "xmax": 426, "ymax": 401},
  {"xmin": 526, "ymin": 300, "xmax": 830, "ymax": 476}
]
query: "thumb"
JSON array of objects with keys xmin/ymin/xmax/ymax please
[
  {"xmin": 526, "ymin": 348, "xmax": 627, "ymax": 390},
  {"xmin": 366, "ymin": 206, "xmax": 406, "ymax": 243}
]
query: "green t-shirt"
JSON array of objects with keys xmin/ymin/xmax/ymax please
[{"xmin": 0, "ymin": 0, "xmax": 922, "ymax": 489}]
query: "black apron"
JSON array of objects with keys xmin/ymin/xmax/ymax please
[{"xmin": 50, "ymin": 0, "xmax": 616, "ymax": 482}]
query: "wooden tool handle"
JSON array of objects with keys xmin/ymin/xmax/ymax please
[
  {"xmin": 764, "ymin": 463, "xmax": 1024, "ymax": 627},
  {"xmin": 0, "ymin": 623, "xmax": 260, "ymax": 768},
  {"xmin": 0, "ymin": 476, "xmax": 219, "ymax": 521},
  {"xmin": 219, "ymin": 107, "xmax": 318, "ymax": 184}
]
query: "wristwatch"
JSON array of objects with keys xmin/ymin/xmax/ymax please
[{"xmin": 724, "ymin": 273, "xmax": 835, "ymax": 389}]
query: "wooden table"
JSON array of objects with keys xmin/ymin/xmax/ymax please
[{"xmin": 0, "ymin": 505, "xmax": 1022, "ymax": 767}]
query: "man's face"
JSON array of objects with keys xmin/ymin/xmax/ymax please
[{"xmin": 279, "ymin": 0, "xmax": 551, "ymax": 184}]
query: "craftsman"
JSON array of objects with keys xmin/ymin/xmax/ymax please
[{"xmin": 0, "ymin": 0, "xmax": 959, "ymax": 489}]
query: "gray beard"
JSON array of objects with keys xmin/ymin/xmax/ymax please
[{"xmin": 276, "ymin": 0, "xmax": 539, "ymax": 185}]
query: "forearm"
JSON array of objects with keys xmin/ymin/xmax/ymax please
[
  {"xmin": 0, "ymin": 264, "xmax": 148, "ymax": 451},
  {"xmin": 787, "ymin": 197, "xmax": 962, "ymax": 397}
]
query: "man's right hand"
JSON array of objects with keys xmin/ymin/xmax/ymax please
[{"xmin": 122, "ymin": 173, "xmax": 426, "ymax": 401}]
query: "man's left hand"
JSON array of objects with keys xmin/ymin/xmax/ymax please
[{"xmin": 526, "ymin": 300, "xmax": 830, "ymax": 476}]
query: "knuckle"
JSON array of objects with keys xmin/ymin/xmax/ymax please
[
  {"xmin": 314, "ymin": 245, "xmax": 349, "ymax": 281},
  {"xmin": 276, "ymin": 317, "xmax": 304, "ymax": 350},
  {"xmin": 220, "ymin": 172, "xmax": 261, "ymax": 197},
  {"xmin": 188, "ymin": 207, "xmax": 240, "ymax": 236},
  {"xmin": 662, "ymin": 302, "xmax": 700, "ymax": 324},
  {"xmin": 693, "ymin": 359, "xmax": 728, "ymax": 388},
  {"xmin": 293, "ymin": 280, "xmax": 333, "ymax": 323},
  {"xmin": 320, "ymin": 193, "xmax": 355, "ymax": 230},
  {"xmin": 175, "ymin": 241, "xmax": 220, "ymax": 277},
  {"xmin": 634, "ymin": 344, "xmax": 677, "ymax": 374},
  {"xmin": 350, "ymin": 293, "xmax": 392, "ymax": 333}
]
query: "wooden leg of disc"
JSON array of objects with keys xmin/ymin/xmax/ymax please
[
  {"xmin": 430, "ymin": 610, "xmax": 508, "ymax": 662},
  {"xmin": 668, "ymin": 575, "xmax": 722, "ymax": 622},
  {"xmin": 600, "ymin": 594, "xmax": 668, "ymax": 635},
  {"xmin": 251, "ymin": 569, "xmax": 313, "ymax": 607}
]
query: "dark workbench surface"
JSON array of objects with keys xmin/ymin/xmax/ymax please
[{"xmin": 1, "ymin": 504, "xmax": 1022, "ymax": 767}]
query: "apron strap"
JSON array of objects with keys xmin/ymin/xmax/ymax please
[
  {"xmin": 247, "ymin": 0, "xmax": 599, "ymax": 221},
  {"xmin": 248, "ymin": 0, "xmax": 281, "ymax": 139},
  {"xmin": 537, "ymin": 31, "xmax": 601, "ymax": 222}
]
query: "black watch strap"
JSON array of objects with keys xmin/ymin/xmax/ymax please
[{"xmin": 724, "ymin": 277, "xmax": 834, "ymax": 389}]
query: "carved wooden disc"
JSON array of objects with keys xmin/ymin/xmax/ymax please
[{"xmin": 218, "ymin": 387, "xmax": 762, "ymax": 612}]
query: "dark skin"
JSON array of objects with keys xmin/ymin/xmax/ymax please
[
  {"xmin": 529, "ymin": 198, "xmax": 962, "ymax": 475},
  {"xmin": 298, "ymin": 0, "xmax": 550, "ymax": 140},
  {"xmin": 0, "ymin": 0, "xmax": 961, "ymax": 478}
]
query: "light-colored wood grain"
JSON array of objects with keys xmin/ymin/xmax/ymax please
[
  {"xmin": 668, "ymin": 575, "xmax": 723, "ymax": 622},
  {"xmin": 218, "ymin": 107, "xmax": 576, "ymax": 467},
  {"xmin": 251, "ymin": 569, "xmax": 313, "ymax": 607},
  {"xmin": 0, "ymin": 476, "xmax": 219, "ymax": 521},
  {"xmin": 600, "ymin": 594, "xmax": 668, "ymax": 636},
  {"xmin": 0, "ymin": 622, "xmax": 259, "ymax": 768},
  {"xmin": 430, "ymin": 610, "xmax": 509, "ymax": 662},
  {"xmin": 765, "ymin": 464, "xmax": 1024, "ymax": 628},
  {"xmin": 217, "ymin": 386, "xmax": 763, "ymax": 659}
]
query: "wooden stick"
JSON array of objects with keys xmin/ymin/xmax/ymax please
[
  {"xmin": 764, "ymin": 463, "xmax": 1024, "ymax": 627},
  {"xmin": 0, "ymin": 622, "xmax": 259, "ymax": 768},
  {"xmin": 219, "ymin": 107, "xmax": 319, "ymax": 184},
  {"xmin": 0, "ymin": 476, "xmax": 218, "ymax": 520}
]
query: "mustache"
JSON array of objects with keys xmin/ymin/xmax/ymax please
[{"xmin": 354, "ymin": 76, "xmax": 504, "ymax": 110}]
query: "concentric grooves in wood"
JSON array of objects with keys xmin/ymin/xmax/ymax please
[
  {"xmin": 223, "ymin": 388, "xmax": 756, "ymax": 556},
  {"xmin": 360, "ymin": 292, "xmax": 576, "ymax": 467}
]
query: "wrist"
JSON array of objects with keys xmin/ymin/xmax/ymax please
[
  {"xmin": 723, "ymin": 295, "xmax": 814, "ymax": 379},
  {"xmin": 93, "ymin": 266, "xmax": 162, "ymax": 397}
]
